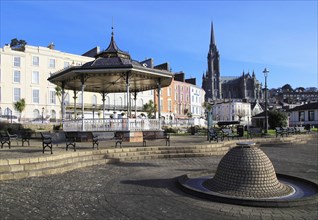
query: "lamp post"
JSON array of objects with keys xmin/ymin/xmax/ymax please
[
  {"xmin": 42, "ymin": 107, "xmax": 44, "ymax": 123},
  {"xmin": 263, "ymin": 68, "xmax": 269, "ymax": 133},
  {"xmin": 92, "ymin": 104, "xmax": 96, "ymax": 121}
]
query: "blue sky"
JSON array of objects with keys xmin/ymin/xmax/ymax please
[{"xmin": 1, "ymin": 0, "xmax": 317, "ymax": 89}]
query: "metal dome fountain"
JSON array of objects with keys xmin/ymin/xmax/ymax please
[{"xmin": 178, "ymin": 142, "xmax": 318, "ymax": 207}]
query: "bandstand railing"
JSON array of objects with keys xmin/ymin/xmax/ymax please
[{"xmin": 63, "ymin": 118, "xmax": 161, "ymax": 131}]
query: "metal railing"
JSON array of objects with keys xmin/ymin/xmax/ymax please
[
  {"xmin": 63, "ymin": 118, "xmax": 207, "ymax": 132},
  {"xmin": 63, "ymin": 118, "xmax": 161, "ymax": 131}
]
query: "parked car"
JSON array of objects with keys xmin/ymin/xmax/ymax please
[{"xmin": 0, "ymin": 115, "xmax": 19, "ymax": 123}]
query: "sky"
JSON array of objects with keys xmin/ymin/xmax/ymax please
[{"xmin": 1, "ymin": 0, "xmax": 317, "ymax": 89}]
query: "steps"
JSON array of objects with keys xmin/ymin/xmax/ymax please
[{"xmin": 0, "ymin": 134, "xmax": 315, "ymax": 181}]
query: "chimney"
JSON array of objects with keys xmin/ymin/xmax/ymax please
[{"xmin": 48, "ymin": 42, "xmax": 55, "ymax": 50}]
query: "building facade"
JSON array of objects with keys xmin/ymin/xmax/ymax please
[
  {"xmin": 0, "ymin": 44, "xmax": 93, "ymax": 121},
  {"xmin": 0, "ymin": 43, "xmax": 157, "ymax": 121},
  {"xmin": 212, "ymin": 101, "xmax": 251, "ymax": 125},
  {"xmin": 288, "ymin": 102, "xmax": 318, "ymax": 127}
]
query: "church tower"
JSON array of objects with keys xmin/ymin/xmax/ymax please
[{"xmin": 202, "ymin": 22, "xmax": 221, "ymax": 101}]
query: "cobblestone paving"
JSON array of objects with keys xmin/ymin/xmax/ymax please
[{"xmin": 0, "ymin": 140, "xmax": 317, "ymax": 220}]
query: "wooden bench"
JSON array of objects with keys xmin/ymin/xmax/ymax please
[
  {"xmin": 142, "ymin": 131, "xmax": 170, "ymax": 147},
  {"xmin": 19, "ymin": 129, "xmax": 33, "ymax": 146},
  {"xmin": 286, "ymin": 127, "xmax": 296, "ymax": 135},
  {"xmin": 221, "ymin": 128, "xmax": 239, "ymax": 140},
  {"xmin": 92, "ymin": 131, "xmax": 123, "ymax": 148},
  {"xmin": 247, "ymin": 127, "xmax": 264, "ymax": 138},
  {"xmin": 208, "ymin": 128, "xmax": 223, "ymax": 143},
  {"xmin": 295, "ymin": 127, "xmax": 310, "ymax": 134},
  {"xmin": 0, "ymin": 130, "xmax": 18, "ymax": 149},
  {"xmin": 40, "ymin": 132, "xmax": 65, "ymax": 154},
  {"xmin": 275, "ymin": 127, "xmax": 288, "ymax": 137},
  {"xmin": 64, "ymin": 132, "xmax": 99, "ymax": 150}
]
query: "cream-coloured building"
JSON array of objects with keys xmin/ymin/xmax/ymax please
[
  {"xmin": 0, "ymin": 43, "xmax": 155, "ymax": 122},
  {"xmin": 212, "ymin": 101, "xmax": 251, "ymax": 125}
]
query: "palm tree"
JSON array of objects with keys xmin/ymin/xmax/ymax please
[
  {"xmin": 14, "ymin": 98, "xmax": 26, "ymax": 122},
  {"xmin": 142, "ymin": 100, "xmax": 157, "ymax": 119}
]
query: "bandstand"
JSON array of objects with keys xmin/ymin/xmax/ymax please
[{"xmin": 48, "ymin": 29, "xmax": 173, "ymax": 142}]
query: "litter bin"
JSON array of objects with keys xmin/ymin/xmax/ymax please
[
  {"xmin": 190, "ymin": 126, "xmax": 196, "ymax": 135},
  {"xmin": 237, "ymin": 125, "xmax": 244, "ymax": 137}
]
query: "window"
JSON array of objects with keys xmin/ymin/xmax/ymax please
[
  {"xmin": 49, "ymin": 58, "xmax": 55, "ymax": 68},
  {"xmin": 33, "ymin": 109, "xmax": 40, "ymax": 119},
  {"xmin": 33, "ymin": 56, "xmax": 39, "ymax": 66},
  {"xmin": 13, "ymin": 70, "xmax": 20, "ymax": 83},
  {"xmin": 49, "ymin": 90, "xmax": 56, "ymax": 104},
  {"xmin": 175, "ymin": 93, "xmax": 177, "ymax": 101},
  {"xmin": 160, "ymin": 99, "xmax": 163, "ymax": 111},
  {"xmin": 92, "ymin": 95, "xmax": 97, "ymax": 105},
  {"xmin": 32, "ymin": 71, "xmax": 39, "ymax": 84},
  {"xmin": 64, "ymin": 62, "xmax": 70, "ymax": 68},
  {"xmin": 51, "ymin": 110, "xmax": 56, "ymax": 119},
  {"xmin": 14, "ymin": 88, "xmax": 21, "ymax": 101},
  {"xmin": 167, "ymin": 88, "xmax": 171, "ymax": 96},
  {"xmin": 14, "ymin": 57, "xmax": 20, "ymax": 67},
  {"xmin": 168, "ymin": 100, "xmax": 172, "ymax": 111},
  {"xmin": 309, "ymin": 111, "xmax": 314, "ymax": 121},
  {"xmin": 32, "ymin": 89, "xmax": 40, "ymax": 103},
  {"xmin": 299, "ymin": 111, "xmax": 305, "ymax": 122}
]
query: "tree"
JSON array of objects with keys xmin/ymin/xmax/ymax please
[
  {"xmin": 55, "ymin": 86, "xmax": 68, "ymax": 123},
  {"xmin": 268, "ymin": 110, "xmax": 288, "ymax": 129},
  {"xmin": 142, "ymin": 100, "xmax": 157, "ymax": 119},
  {"xmin": 295, "ymin": 87, "xmax": 305, "ymax": 92},
  {"xmin": 10, "ymin": 38, "xmax": 27, "ymax": 51},
  {"xmin": 306, "ymin": 87, "xmax": 317, "ymax": 92},
  {"xmin": 281, "ymin": 84, "xmax": 293, "ymax": 92},
  {"xmin": 14, "ymin": 98, "xmax": 26, "ymax": 121}
]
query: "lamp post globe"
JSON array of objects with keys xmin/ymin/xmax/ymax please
[{"xmin": 263, "ymin": 68, "xmax": 269, "ymax": 133}]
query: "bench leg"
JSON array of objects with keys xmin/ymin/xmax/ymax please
[
  {"xmin": 115, "ymin": 141, "xmax": 122, "ymax": 148},
  {"xmin": 43, "ymin": 143, "xmax": 53, "ymax": 154},
  {"xmin": 92, "ymin": 141, "xmax": 98, "ymax": 150}
]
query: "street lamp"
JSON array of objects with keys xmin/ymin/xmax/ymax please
[
  {"xmin": 92, "ymin": 104, "xmax": 96, "ymax": 120},
  {"xmin": 263, "ymin": 68, "xmax": 269, "ymax": 133},
  {"xmin": 42, "ymin": 107, "xmax": 44, "ymax": 123}
]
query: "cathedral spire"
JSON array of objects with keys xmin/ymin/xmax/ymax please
[{"xmin": 210, "ymin": 21, "xmax": 216, "ymax": 48}]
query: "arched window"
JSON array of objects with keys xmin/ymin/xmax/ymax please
[
  {"xmin": 119, "ymin": 97, "xmax": 123, "ymax": 107},
  {"xmin": 33, "ymin": 109, "xmax": 40, "ymax": 119},
  {"xmin": 139, "ymin": 98, "xmax": 144, "ymax": 108},
  {"xmin": 92, "ymin": 95, "xmax": 97, "ymax": 105},
  {"xmin": 78, "ymin": 94, "xmax": 82, "ymax": 104},
  {"xmin": 51, "ymin": 110, "xmax": 56, "ymax": 119}
]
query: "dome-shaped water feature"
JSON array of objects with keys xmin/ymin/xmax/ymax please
[
  {"xmin": 178, "ymin": 142, "xmax": 318, "ymax": 207},
  {"xmin": 203, "ymin": 142, "xmax": 293, "ymax": 198}
]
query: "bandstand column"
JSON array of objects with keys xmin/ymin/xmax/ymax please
[
  {"xmin": 81, "ymin": 76, "xmax": 86, "ymax": 131},
  {"xmin": 157, "ymin": 79, "xmax": 162, "ymax": 129},
  {"xmin": 73, "ymin": 90, "xmax": 77, "ymax": 120},
  {"xmin": 126, "ymin": 72, "xmax": 130, "ymax": 118},
  {"xmin": 101, "ymin": 92, "xmax": 106, "ymax": 128},
  {"xmin": 134, "ymin": 91, "xmax": 137, "ymax": 118},
  {"xmin": 61, "ymin": 82, "xmax": 66, "ymax": 126}
]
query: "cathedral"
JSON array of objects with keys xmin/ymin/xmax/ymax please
[{"xmin": 202, "ymin": 23, "xmax": 263, "ymax": 102}]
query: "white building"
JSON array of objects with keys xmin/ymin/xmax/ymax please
[
  {"xmin": 288, "ymin": 102, "xmax": 318, "ymax": 127},
  {"xmin": 189, "ymin": 84, "xmax": 205, "ymax": 118},
  {"xmin": 0, "ymin": 43, "xmax": 154, "ymax": 122},
  {"xmin": 212, "ymin": 101, "xmax": 251, "ymax": 125}
]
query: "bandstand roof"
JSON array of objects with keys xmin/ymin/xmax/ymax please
[{"xmin": 48, "ymin": 31, "xmax": 173, "ymax": 93}]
